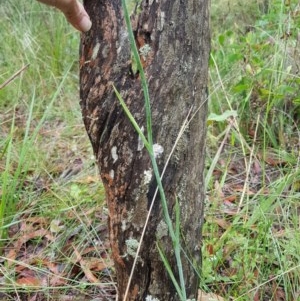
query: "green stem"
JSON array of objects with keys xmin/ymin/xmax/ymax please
[{"xmin": 121, "ymin": 0, "xmax": 153, "ymax": 148}]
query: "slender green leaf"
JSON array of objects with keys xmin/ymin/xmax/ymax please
[{"xmin": 157, "ymin": 243, "xmax": 184, "ymax": 301}]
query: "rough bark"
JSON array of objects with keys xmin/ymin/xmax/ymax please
[{"xmin": 79, "ymin": 0, "xmax": 210, "ymax": 300}]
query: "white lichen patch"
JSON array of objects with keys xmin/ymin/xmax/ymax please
[
  {"xmin": 121, "ymin": 220, "xmax": 127, "ymax": 232},
  {"xmin": 146, "ymin": 296, "xmax": 160, "ymax": 301},
  {"xmin": 158, "ymin": 11, "xmax": 165, "ymax": 31},
  {"xmin": 139, "ymin": 44, "xmax": 152, "ymax": 60},
  {"xmin": 153, "ymin": 144, "xmax": 164, "ymax": 158},
  {"xmin": 111, "ymin": 146, "xmax": 118, "ymax": 163},
  {"xmin": 117, "ymin": 28, "xmax": 129, "ymax": 54},
  {"xmin": 121, "ymin": 210, "xmax": 133, "ymax": 232},
  {"xmin": 125, "ymin": 238, "xmax": 139, "ymax": 257},
  {"xmin": 101, "ymin": 44, "xmax": 110, "ymax": 58},
  {"xmin": 137, "ymin": 126, "xmax": 145, "ymax": 151},
  {"xmin": 91, "ymin": 42, "xmax": 100, "ymax": 60},
  {"xmin": 143, "ymin": 169, "xmax": 153, "ymax": 185},
  {"xmin": 156, "ymin": 219, "xmax": 168, "ymax": 239},
  {"xmin": 109, "ymin": 169, "xmax": 114, "ymax": 180}
]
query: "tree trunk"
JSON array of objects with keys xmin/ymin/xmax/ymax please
[{"xmin": 79, "ymin": 0, "xmax": 210, "ymax": 300}]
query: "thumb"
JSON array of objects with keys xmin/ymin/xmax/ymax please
[
  {"xmin": 37, "ymin": 0, "xmax": 92, "ymax": 32},
  {"xmin": 61, "ymin": 1, "xmax": 92, "ymax": 32}
]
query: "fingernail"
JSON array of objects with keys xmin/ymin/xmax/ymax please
[{"xmin": 79, "ymin": 16, "xmax": 92, "ymax": 32}]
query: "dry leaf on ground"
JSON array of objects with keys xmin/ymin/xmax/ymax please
[{"xmin": 198, "ymin": 290, "xmax": 225, "ymax": 301}]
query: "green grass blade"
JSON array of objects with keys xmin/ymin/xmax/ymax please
[
  {"xmin": 121, "ymin": 0, "xmax": 152, "ymax": 146},
  {"xmin": 175, "ymin": 196, "xmax": 180, "ymax": 243},
  {"xmin": 157, "ymin": 243, "xmax": 184, "ymax": 301},
  {"xmin": 113, "ymin": 85, "xmax": 150, "ymax": 151}
]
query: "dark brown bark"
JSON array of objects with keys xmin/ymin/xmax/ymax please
[{"xmin": 80, "ymin": 0, "xmax": 210, "ymax": 300}]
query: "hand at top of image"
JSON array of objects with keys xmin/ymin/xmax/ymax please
[{"xmin": 37, "ymin": 0, "xmax": 91, "ymax": 32}]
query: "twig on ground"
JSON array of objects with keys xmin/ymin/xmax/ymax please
[{"xmin": 0, "ymin": 64, "xmax": 30, "ymax": 90}]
